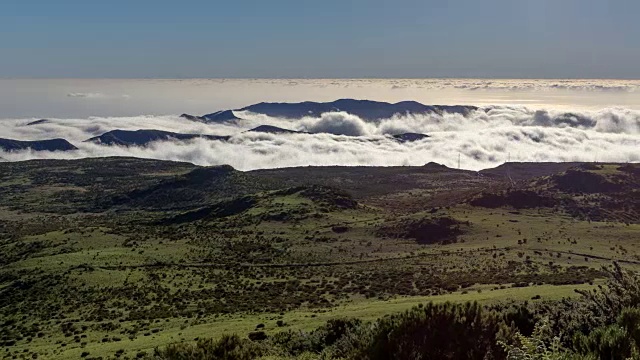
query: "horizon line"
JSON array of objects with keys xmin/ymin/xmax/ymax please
[{"xmin": 2, "ymin": 77, "xmax": 640, "ymax": 81}]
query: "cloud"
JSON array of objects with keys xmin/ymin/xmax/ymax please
[
  {"xmin": 0, "ymin": 105, "xmax": 638, "ymax": 171},
  {"xmin": 67, "ymin": 92, "xmax": 130, "ymax": 99},
  {"xmin": 298, "ymin": 112, "xmax": 375, "ymax": 136},
  {"xmin": 67, "ymin": 92, "xmax": 105, "ymax": 98}
]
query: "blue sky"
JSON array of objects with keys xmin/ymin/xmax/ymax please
[{"xmin": 2, "ymin": 0, "xmax": 639, "ymax": 78}]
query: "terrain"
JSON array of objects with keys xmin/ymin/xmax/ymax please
[
  {"xmin": 0, "ymin": 157, "xmax": 638, "ymax": 359},
  {"xmin": 3, "ymin": 99, "xmax": 448, "ymax": 153},
  {"xmin": 235, "ymin": 99, "xmax": 478, "ymax": 121},
  {"xmin": 85, "ymin": 130, "xmax": 230, "ymax": 147},
  {"xmin": 0, "ymin": 138, "xmax": 77, "ymax": 152},
  {"xmin": 181, "ymin": 99, "xmax": 479, "ymax": 123}
]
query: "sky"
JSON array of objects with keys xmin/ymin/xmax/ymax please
[{"xmin": 2, "ymin": 0, "xmax": 640, "ymax": 78}]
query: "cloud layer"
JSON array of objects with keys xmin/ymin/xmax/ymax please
[
  {"xmin": 4, "ymin": 78, "xmax": 640, "ymax": 119},
  {"xmin": 0, "ymin": 105, "xmax": 638, "ymax": 171}
]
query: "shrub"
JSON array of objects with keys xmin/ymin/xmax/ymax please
[
  {"xmin": 340, "ymin": 302, "xmax": 507, "ymax": 359},
  {"xmin": 248, "ymin": 331, "xmax": 268, "ymax": 342},
  {"xmin": 153, "ymin": 335, "xmax": 268, "ymax": 360},
  {"xmin": 572, "ymin": 307, "xmax": 640, "ymax": 360}
]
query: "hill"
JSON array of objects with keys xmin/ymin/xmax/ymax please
[
  {"xmin": 85, "ymin": 129, "xmax": 230, "ymax": 146},
  {"xmin": 472, "ymin": 163, "xmax": 640, "ymax": 223},
  {"xmin": 245, "ymin": 125, "xmax": 303, "ymax": 134},
  {"xmin": 1, "ymin": 157, "xmax": 639, "ymax": 359},
  {"xmin": 0, "ymin": 137, "xmax": 77, "ymax": 152},
  {"xmin": 202, "ymin": 110, "xmax": 243, "ymax": 122},
  {"xmin": 237, "ymin": 99, "xmax": 479, "ymax": 121},
  {"xmin": 109, "ymin": 165, "xmax": 282, "ymax": 210}
]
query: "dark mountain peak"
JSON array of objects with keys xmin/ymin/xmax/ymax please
[
  {"xmin": 237, "ymin": 99, "xmax": 479, "ymax": 121},
  {"xmin": 25, "ymin": 119, "xmax": 50, "ymax": 126},
  {"xmin": 0, "ymin": 137, "xmax": 77, "ymax": 152},
  {"xmin": 179, "ymin": 113, "xmax": 206, "ymax": 122},
  {"xmin": 85, "ymin": 129, "xmax": 229, "ymax": 147},
  {"xmin": 423, "ymin": 162, "xmax": 451, "ymax": 170},
  {"xmin": 202, "ymin": 110, "xmax": 243, "ymax": 123},
  {"xmin": 391, "ymin": 133, "xmax": 430, "ymax": 143},
  {"xmin": 246, "ymin": 125, "xmax": 302, "ymax": 134},
  {"xmin": 332, "ymin": 98, "xmax": 383, "ymax": 107}
]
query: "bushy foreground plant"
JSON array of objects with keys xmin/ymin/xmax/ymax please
[
  {"xmin": 501, "ymin": 263, "xmax": 640, "ymax": 360},
  {"xmin": 153, "ymin": 302, "xmax": 510, "ymax": 360},
  {"xmin": 342, "ymin": 302, "xmax": 507, "ymax": 359},
  {"xmin": 500, "ymin": 318, "xmax": 587, "ymax": 360},
  {"xmin": 153, "ymin": 335, "xmax": 270, "ymax": 360},
  {"xmin": 152, "ymin": 262, "xmax": 640, "ymax": 360}
]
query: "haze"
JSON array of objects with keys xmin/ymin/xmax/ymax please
[{"xmin": 3, "ymin": 79, "xmax": 640, "ymax": 119}]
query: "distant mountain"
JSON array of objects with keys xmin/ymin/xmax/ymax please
[
  {"xmin": 85, "ymin": 129, "xmax": 230, "ymax": 146},
  {"xmin": 391, "ymin": 133, "xmax": 430, "ymax": 143},
  {"xmin": 202, "ymin": 110, "xmax": 243, "ymax": 122},
  {"xmin": 179, "ymin": 114, "xmax": 207, "ymax": 122},
  {"xmin": 180, "ymin": 110, "xmax": 243, "ymax": 123},
  {"xmin": 237, "ymin": 99, "xmax": 479, "ymax": 121},
  {"xmin": 245, "ymin": 126, "xmax": 427, "ymax": 140},
  {"xmin": 245, "ymin": 125, "xmax": 304, "ymax": 134},
  {"xmin": 25, "ymin": 119, "xmax": 50, "ymax": 126},
  {"xmin": 0, "ymin": 138, "xmax": 77, "ymax": 152}
]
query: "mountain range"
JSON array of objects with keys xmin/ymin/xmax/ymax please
[
  {"xmin": 85, "ymin": 129, "xmax": 230, "ymax": 146},
  {"xmin": 1, "ymin": 99, "xmax": 470, "ymax": 152},
  {"xmin": 0, "ymin": 137, "xmax": 78, "ymax": 152},
  {"xmin": 181, "ymin": 99, "xmax": 480, "ymax": 123}
]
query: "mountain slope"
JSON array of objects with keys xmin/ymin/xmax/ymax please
[
  {"xmin": 246, "ymin": 125, "xmax": 304, "ymax": 134},
  {"xmin": 471, "ymin": 163, "xmax": 640, "ymax": 223},
  {"xmin": 0, "ymin": 137, "xmax": 77, "ymax": 152},
  {"xmin": 202, "ymin": 110, "xmax": 243, "ymax": 122},
  {"xmin": 110, "ymin": 165, "xmax": 283, "ymax": 210},
  {"xmin": 238, "ymin": 99, "xmax": 479, "ymax": 121},
  {"xmin": 85, "ymin": 129, "xmax": 230, "ymax": 146}
]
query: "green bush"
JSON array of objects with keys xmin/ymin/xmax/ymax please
[
  {"xmin": 153, "ymin": 335, "xmax": 268, "ymax": 360},
  {"xmin": 340, "ymin": 302, "xmax": 507, "ymax": 360},
  {"xmin": 572, "ymin": 308, "xmax": 640, "ymax": 360},
  {"xmin": 151, "ymin": 263, "xmax": 640, "ymax": 360}
]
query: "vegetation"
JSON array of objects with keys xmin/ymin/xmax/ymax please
[
  {"xmin": 153, "ymin": 264, "xmax": 640, "ymax": 360},
  {"xmin": 0, "ymin": 158, "xmax": 638, "ymax": 359}
]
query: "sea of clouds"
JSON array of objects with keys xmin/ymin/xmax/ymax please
[
  {"xmin": 1, "ymin": 105, "xmax": 638, "ymax": 171},
  {"xmin": 4, "ymin": 78, "xmax": 640, "ymax": 119}
]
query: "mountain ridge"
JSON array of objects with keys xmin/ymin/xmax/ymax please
[
  {"xmin": 180, "ymin": 99, "xmax": 480, "ymax": 123},
  {"xmin": 0, "ymin": 137, "xmax": 78, "ymax": 152},
  {"xmin": 85, "ymin": 129, "xmax": 230, "ymax": 146}
]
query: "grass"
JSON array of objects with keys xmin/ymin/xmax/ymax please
[
  {"xmin": 1, "ymin": 158, "xmax": 638, "ymax": 360},
  {"xmin": 11, "ymin": 283, "xmax": 594, "ymax": 360}
]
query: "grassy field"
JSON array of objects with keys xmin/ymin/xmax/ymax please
[
  {"xmin": 1, "ymin": 158, "xmax": 638, "ymax": 359},
  {"xmin": 9, "ymin": 282, "xmax": 596, "ymax": 359}
]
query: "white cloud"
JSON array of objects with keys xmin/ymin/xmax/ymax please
[
  {"xmin": 67, "ymin": 92, "xmax": 105, "ymax": 98},
  {"xmin": 67, "ymin": 92, "xmax": 130, "ymax": 99},
  {"xmin": 298, "ymin": 112, "xmax": 376, "ymax": 136},
  {"xmin": 0, "ymin": 105, "xmax": 638, "ymax": 171}
]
